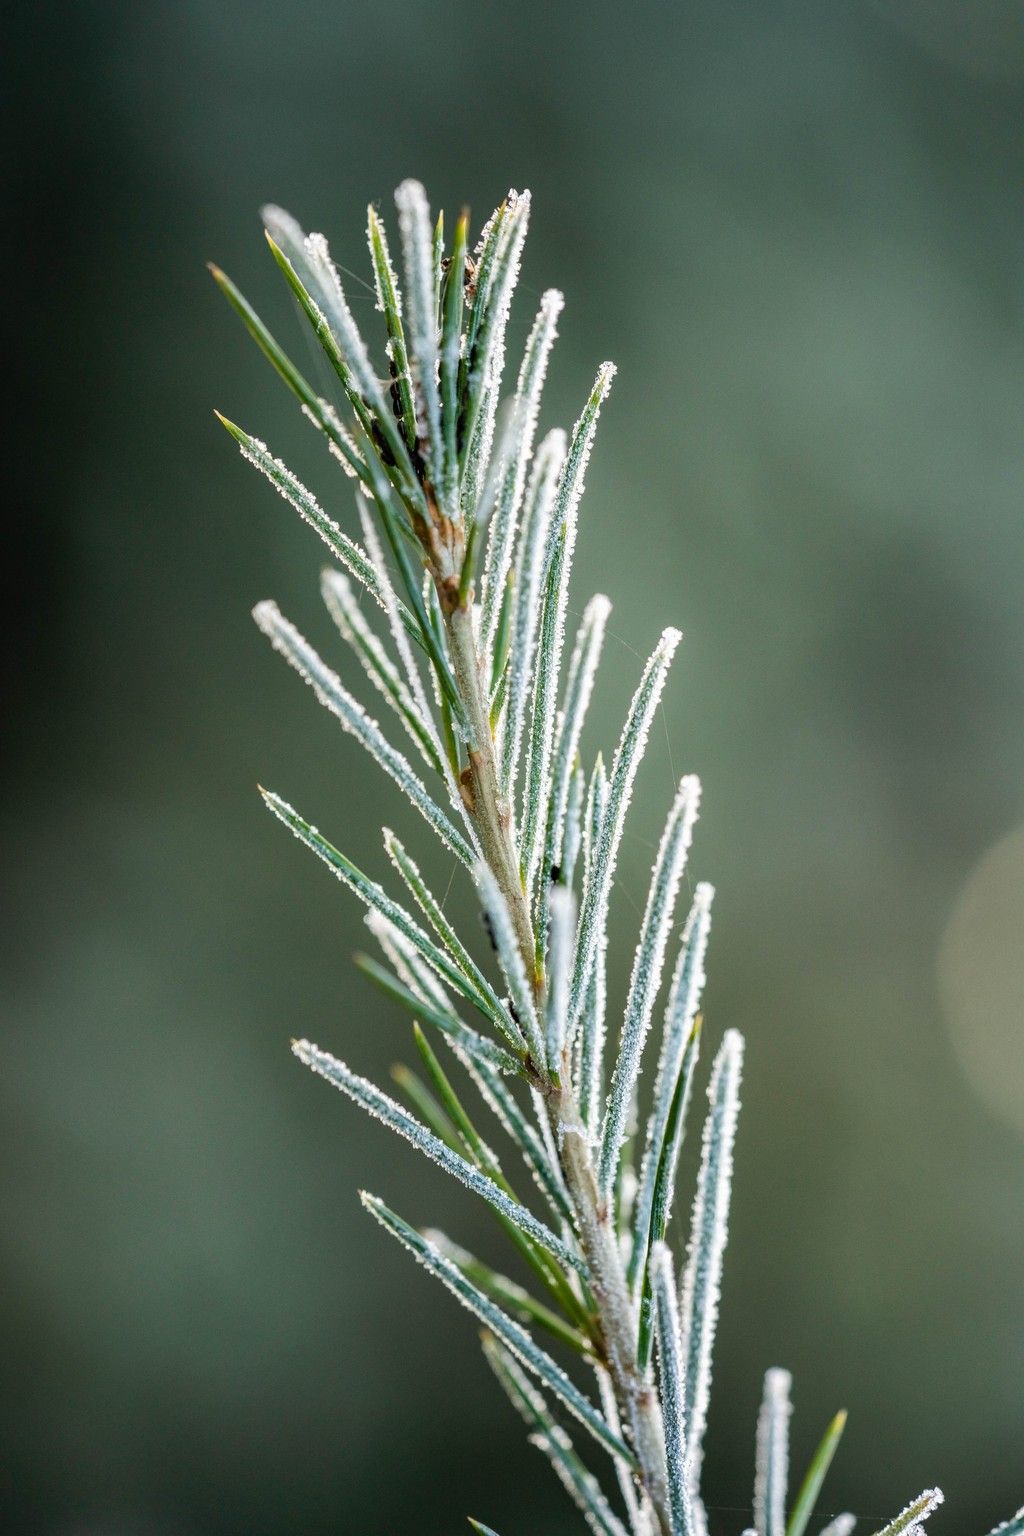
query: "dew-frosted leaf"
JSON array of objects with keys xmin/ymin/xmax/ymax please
[
  {"xmin": 218, "ymin": 418, "xmax": 414, "ymax": 624},
  {"xmin": 261, "ymin": 791, "xmax": 493, "ymax": 1022},
  {"xmin": 390, "ymin": 1062, "xmax": 461, "ymax": 1149},
  {"xmin": 366, "ymin": 203, "xmax": 417, "ymax": 450},
  {"xmin": 500, "ymin": 428, "xmax": 566, "ymax": 799},
  {"xmin": 651, "ymin": 1243, "xmax": 696, "ymax": 1536},
  {"xmin": 480, "ymin": 288, "xmax": 564, "ymax": 659},
  {"xmin": 460, "ymin": 190, "xmax": 531, "ymax": 515},
  {"xmin": 254, "ymin": 601, "xmax": 473, "ymax": 866},
  {"xmin": 355, "ymin": 950, "xmax": 520, "ymax": 1077},
  {"xmin": 439, "ymin": 211, "xmax": 468, "ymax": 512},
  {"xmin": 577, "ymin": 757, "xmax": 609, "ymax": 1137},
  {"xmin": 754, "ymin": 1369, "xmax": 792, "ymax": 1536},
  {"xmin": 559, "ymin": 760, "xmax": 586, "ymax": 893},
  {"xmin": 355, "ymin": 500, "xmax": 472, "ymax": 827},
  {"xmin": 568, "ymin": 627, "xmax": 682, "ymax": 1047},
  {"xmin": 521, "ymin": 367, "xmax": 615, "ymax": 901},
  {"xmin": 474, "ymin": 861, "xmax": 547, "ymax": 1076},
  {"xmin": 458, "ymin": 1054, "xmax": 574, "ymax": 1225},
  {"xmin": 209, "ymin": 269, "xmax": 370, "ymax": 482},
  {"xmin": 984, "ymin": 1510, "xmax": 1024, "ymax": 1536},
  {"xmin": 262, "ymin": 206, "xmax": 418, "ymax": 497},
  {"xmin": 409, "ymin": 1026, "xmax": 586, "ymax": 1317},
  {"xmin": 424, "ymin": 1230, "xmax": 588, "ymax": 1355},
  {"xmin": 818, "ymin": 1518, "xmax": 856, "ymax": 1536},
  {"xmin": 362, "ymin": 1196, "xmax": 633, "ymax": 1465},
  {"xmin": 680, "ymin": 1030, "xmax": 744, "ymax": 1499},
  {"xmin": 594, "ymin": 1366, "xmax": 651, "ymax": 1536},
  {"xmin": 871, "ymin": 1490, "xmax": 944, "ymax": 1536},
  {"xmin": 483, "ymin": 1336, "xmax": 629, "ymax": 1536},
  {"xmin": 384, "ymin": 830, "xmax": 517, "ymax": 1044},
  {"xmin": 294, "ymin": 1040, "xmax": 579, "ymax": 1271},
  {"xmin": 321, "ymin": 569, "xmax": 442, "ymax": 774},
  {"xmin": 597, "ymin": 774, "xmax": 701, "ymax": 1197},
  {"xmin": 544, "ymin": 594, "xmax": 611, "ymax": 878},
  {"xmin": 630, "ymin": 884, "xmax": 713, "ymax": 1300},
  {"xmin": 545, "ymin": 886, "xmax": 576, "ymax": 1072},
  {"xmin": 394, "ymin": 180, "xmax": 446, "ymax": 500}
]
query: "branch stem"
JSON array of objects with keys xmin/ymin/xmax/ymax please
[
  {"xmin": 445, "ymin": 589, "xmax": 670, "ymax": 1535},
  {"xmin": 446, "ymin": 603, "xmax": 539, "ymax": 993},
  {"xmin": 555, "ymin": 1102, "xmax": 672, "ymax": 1535}
]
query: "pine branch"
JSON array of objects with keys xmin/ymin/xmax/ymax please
[{"xmin": 214, "ymin": 176, "xmax": 1000, "ymax": 1536}]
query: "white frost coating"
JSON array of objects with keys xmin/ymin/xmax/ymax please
[
  {"xmin": 361, "ymin": 1195, "xmax": 631, "ymax": 1464},
  {"xmin": 547, "ymin": 593, "xmax": 612, "ymax": 877},
  {"xmin": 577, "ymin": 759, "xmax": 609, "ymax": 1137},
  {"xmin": 561, "ymin": 761, "xmax": 586, "ymax": 893},
  {"xmin": 301, "ymin": 229, "xmax": 390, "ymax": 417},
  {"xmin": 261, "ymin": 789, "xmax": 492, "ymax": 1018},
  {"xmin": 679, "ymin": 1029, "xmax": 744, "ymax": 1504},
  {"xmin": 984, "ymin": 1507, "xmax": 1024, "ymax": 1536},
  {"xmin": 480, "ymin": 288, "xmax": 564, "ymax": 657},
  {"xmin": 597, "ymin": 774, "xmax": 701, "ymax": 1196},
  {"xmin": 501, "ymin": 428, "xmax": 566, "ymax": 799},
  {"xmin": 259, "ymin": 203, "xmax": 312, "ymax": 271},
  {"xmin": 521, "ymin": 367, "xmax": 616, "ymax": 899},
  {"xmin": 629, "ymin": 883, "xmax": 714, "ymax": 1289},
  {"xmin": 473, "ymin": 861, "xmax": 547, "ymax": 1074},
  {"xmin": 356, "ymin": 500, "xmax": 476, "ymax": 845},
  {"xmin": 462, "ymin": 190, "xmax": 532, "ymax": 516},
  {"xmin": 362, "ymin": 912, "xmax": 517, "ymax": 1076},
  {"xmin": 547, "ymin": 361, "xmax": 616, "ymax": 574},
  {"xmin": 264, "ymin": 206, "xmax": 417, "ymax": 498},
  {"xmin": 595, "ymin": 1366, "xmax": 654, "ymax": 1536},
  {"xmin": 367, "ymin": 204, "xmax": 404, "ymax": 320},
  {"xmin": 519, "ymin": 505, "xmax": 573, "ymax": 894},
  {"xmin": 753, "ymin": 1368, "xmax": 792, "ymax": 1536},
  {"xmin": 423, "ymin": 1228, "xmax": 543, "ymax": 1320},
  {"xmin": 546, "ymin": 887, "xmax": 576, "ymax": 1071},
  {"xmin": 394, "ymin": 180, "xmax": 444, "ymax": 491},
  {"xmin": 235, "ymin": 432, "xmax": 384, "ymax": 604},
  {"xmin": 874, "ymin": 1490, "xmax": 944, "ymax": 1536},
  {"xmin": 483, "ymin": 1338, "xmax": 630, "ymax": 1536},
  {"xmin": 366, "ymin": 207, "xmax": 419, "ymax": 472},
  {"xmin": 650, "ymin": 1243, "xmax": 695, "ymax": 1536},
  {"xmin": 365, "ymin": 911, "xmax": 450, "ymax": 1014},
  {"xmin": 383, "ymin": 829, "xmax": 516, "ymax": 1043},
  {"xmin": 300, "ymin": 398, "xmax": 361, "ymax": 479},
  {"xmin": 567, "ymin": 626, "xmax": 683, "ymax": 1048},
  {"xmin": 263, "ymin": 204, "xmax": 391, "ymax": 448},
  {"xmin": 321, "ymin": 569, "xmax": 441, "ymax": 774},
  {"xmin": 817, "ymin": 1517, "xmax": 856, "ymax": 1536},
  {"xmin": 293, "ymin": 1040, "xmax": 577, "ymax": 1271},
  {"xmin": 463, "ymin": 1056, "xmax": 574, "ymax": 1225},
  {"xmin": 356, "ymin": 502, "xmax": 435, "ymax": 748},
  {"xmin": 253, "ymin": 601, "xmax": 472, "ymax": 866}
]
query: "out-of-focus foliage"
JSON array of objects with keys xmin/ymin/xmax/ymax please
[{"xmin": 4, "ymin": 3, "xmax": 1024, "ymax": 1534}]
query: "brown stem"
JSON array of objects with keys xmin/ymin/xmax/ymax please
[
  {"xmin": 555, "ymin": 1102, "xmax": 672, "ymax": 1535},
  {"xmin": 445, "ymin": 602, "xmax": 536, "ymax": 982},
  {"xmin": 441, "ymin": 591, "xmax": 670, "ymax": 1533}
]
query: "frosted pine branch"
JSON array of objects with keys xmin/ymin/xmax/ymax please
[{"xmin": 213, "ymin": 177, "xmax": 1009, "ymax": 1536}]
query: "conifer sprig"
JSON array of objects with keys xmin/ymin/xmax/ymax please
[{"xmin": 215, "ymin": 179, "xmax": 1015, "ymax": 1536}]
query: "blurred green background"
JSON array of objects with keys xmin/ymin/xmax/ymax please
[{"xmin": 4, "ymin": 1, "xmax": 1023, "ymax": 1532}]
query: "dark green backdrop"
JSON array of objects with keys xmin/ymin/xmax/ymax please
[{"xmin": 4, "ymin": 2, "xmax": 1023, "ymax": 1532}]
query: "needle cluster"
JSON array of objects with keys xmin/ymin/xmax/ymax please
[{"xmin": 213, "ymin": 181, "xmax": 1021, "ymax": 1536}]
